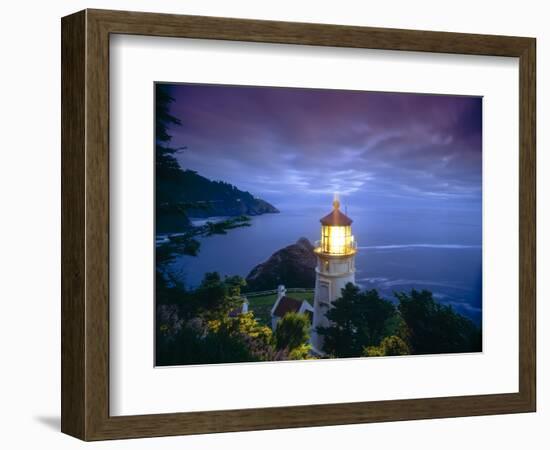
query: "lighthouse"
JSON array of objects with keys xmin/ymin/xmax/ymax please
[{"xmin": 311, "ymin": 195, "xmax": 357, "ymax": 354}]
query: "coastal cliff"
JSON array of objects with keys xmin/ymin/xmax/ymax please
[
  {"xmin": 245, "ymin": 237, "xmax": 317, "ymax": 292},
  {"xmin": 156, "ymin": 169, "xmax": 279, "ymax": 233}
]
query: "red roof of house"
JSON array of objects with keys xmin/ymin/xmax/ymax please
[{"xmin": 273, "ymin": 296, "xmax": 303, "ymax": 318}]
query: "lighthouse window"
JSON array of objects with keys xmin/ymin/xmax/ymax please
[
  {"xmin": 322, "ymin": 227, "xmax": 330, "ymax": 252},
  {"xmin": 324, "ymin": 260, "xmax": 330, "ymax": 272},
  {"xmin": 321, "ymin": 225, "xmax": 353, "ymax": 255}
]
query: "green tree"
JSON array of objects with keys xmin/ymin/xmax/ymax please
[
  {"xmin": 396, "ymin": 289, "xmax": 481, "ymax": 354},
  {"xmin": 155, "ymin": 83, "xmax": 196, "ymax": 253},
  {"xmin": 288, "ymin": 344, "xmax": 311, "ymax": 360},
  {"xmin": 156, "ymin": 321, "xmax": 258, "ymax": 366},
  {"xmin": 157, "ymin": 309, "xmax": 284, "ymax": 366},
  {"xmin": 156, "ymin": 272, "xmax": 288, "ymax": 366},
  {"xmin": 212, "ymin": 312, "xmax": 279, "ymax": 361},
  {"xmin": 275, "ymin": 312, "xmax": 311, "ymax": 358},
  {"xmin": 364, "ymin": 335, "xmax": 410, "ymax": 357},
  {"xmin": 155, "ymin": 84, "xmax": 183, "ymax": 171},
  {"xmin": 195, "ymin": 272, "xmax": 245, "ymax": 322},
  {"xmin": 317, "ymin": 283, "xmax": 397, "ymax": 358}
]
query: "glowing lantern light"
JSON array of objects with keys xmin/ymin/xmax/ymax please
[{"xmin": 317, "ymin": 195, "xmax": 356, "ymax": 256}]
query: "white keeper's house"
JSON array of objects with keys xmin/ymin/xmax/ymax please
[{"xmin": 270, "ymin": 285, "xmax": 314, "ymax": 331}]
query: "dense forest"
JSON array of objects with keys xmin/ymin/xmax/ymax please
[
  {"xmin": 156, "ymin": 273, "xmax": 309, "ymax": 365},
  {"xmin": 317, "ymin": 283, "xmax": 481, "ymax": 358},
  {"xmin": 156, "ymin": 274, "xmax": 481, "ymax": 366}
]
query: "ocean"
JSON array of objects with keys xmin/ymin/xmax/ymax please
[{"xmin": 164, "ymin": 205, "xmax": 482, "ymax": 324}]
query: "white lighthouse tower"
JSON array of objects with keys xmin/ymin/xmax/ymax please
[{"xmin": 311, "ymin": 195, "xmax": 357, "ymax": 354}]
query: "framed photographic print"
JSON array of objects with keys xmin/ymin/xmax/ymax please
[{"xmin": 61, "ymin": 9, "xmax": 536, "ymax": 441}]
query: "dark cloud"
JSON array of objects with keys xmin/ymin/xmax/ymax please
[{"xmin": 165, "ymin": 83, "xmax": 482, "ymax": 211}]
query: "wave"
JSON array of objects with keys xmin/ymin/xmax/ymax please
[
  {"xmin": 357, "ymin": 244, "xmax": 481, "ymax": 250},
  {"xmin": 357, "ymin": 278, "xmax": 468, "ymax": 291}
]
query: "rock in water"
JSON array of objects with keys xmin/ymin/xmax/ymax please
[{"xmin": 245, "ymin": 237, "xmax": 316, "ymax": 292}]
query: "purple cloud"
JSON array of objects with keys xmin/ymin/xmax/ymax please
[{"xmin": 163, "ymin": 83, "xmax": 482, "ymax": 211}]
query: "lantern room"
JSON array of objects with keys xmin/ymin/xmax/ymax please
[{"xmin": 316, "ymin": 196, "xmax": 356, "ymax": 256}]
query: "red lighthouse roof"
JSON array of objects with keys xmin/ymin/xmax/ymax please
[{"xmin": 320, "ymin": 198, "xmax": 352, "ymax": 226}]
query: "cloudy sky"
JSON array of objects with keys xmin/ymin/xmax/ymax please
[{"xmin": 164, "ymin": 83, "xmax": 482, "ymax": 214}]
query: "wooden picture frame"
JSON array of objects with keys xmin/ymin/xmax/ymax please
[{"xmin": 61, "ymin": 9, "xmax": 536, "ymax": 441}]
